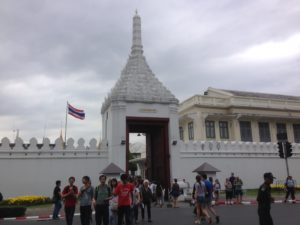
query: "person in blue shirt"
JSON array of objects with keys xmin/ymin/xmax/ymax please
[{"xmin": 202, "ymin": 174, "xmax": 220, "ymax": 224}]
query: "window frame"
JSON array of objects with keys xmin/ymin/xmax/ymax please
[
  {"xmin": 219, "ymin": 121, "xmax": 229, "ymax": 139},
  {"xmin": 239, "ymin": 121, "xmax": 253, "ymax": 142},
  {"xmin": 276, "ymin": 123, "xmax": 287, "ymax": 141},
  {"xmin": 258, "ymin": 122, "xmax": 271, "ymax": 142},
  {"xmin": 188, "ymin": 122, "xmax": 194, "ymax": 140},
  {"xmin": 293, "ymin": 124, "xmax": 300, "ymax": 143},
  {"xmin": 205, "ymin": 120, "xmax": 216, "ymax": 139},
  {"xmin": 179, "ymin": 126, "xmax": 184, "ymax": 141}
]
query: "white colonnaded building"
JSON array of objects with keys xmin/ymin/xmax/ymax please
[{"xmin": 0, "ymin": 12, "xmax": 300, "ymax": 197}]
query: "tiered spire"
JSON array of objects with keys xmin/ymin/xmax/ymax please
[
  {"xmin": 131, "ymin": 10, "xmax": 143, "ymax": 55},
  {"xmin": 101, "ymin": 11, "xmax": 178, "ymax": 114}
]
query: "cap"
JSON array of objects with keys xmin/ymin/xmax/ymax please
[{"xmin": 264, "ymin": 172, "xmax": 276, "ymax": 180}]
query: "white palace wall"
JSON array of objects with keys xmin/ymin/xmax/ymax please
[
  {"xmin": 171, "ymin": 141, "xmax": 300, "ymax": 190},
  {"xmin": 1, "ymin": 136, "xmax": 300, "ymax": 197},
  {"xmin": 0, "ymin": 137, "xmax": 109, "ymax": 198}
]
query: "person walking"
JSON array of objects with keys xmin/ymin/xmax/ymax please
[
  {"xmin": 140, "ymin": 179, "xmax": 152, "ymax": 222},
  {"xmin": 114, "ymin": 174, "xmax": 134, "ymax": 225},
  {"xmin": 52, "ymin": 180, "xmax": 62, "ymax": 220},
  {"xmin": 234, "ymin": 177, "xmax": 243, "ymax": 204},
  {"xmin": 284, "ymin": 176, "xmax": 296, "ymax": 203},
  {"xmin": 229, "ymin": 173, "xmax": 236, "ymax": 198},
  {"xmin": 62, "ymin": 177, "xmax": 79, "ymax": 225},
  {"xmin": 132, "ymin": 180, "xmax": 141, "ymax": 224},
  {"xmin": 224, "ymin": 178, "xmax": 233, "ymax": 205},
  {"xmin": 194, "ymin": 175, "xmax": 211, "ymax": 224},
  {"xmin": 257, "ymin": 172, "xmax": 275, "ymax": 225},
  {"xmin": 213, "ymin": 179, "xmax": 221, "ymax": 205},
  {"xmin": 203, "ymin": 174, "xmax": 220, "ymax": 224},
  {"xmin": 109, "ymin": 178, "xmax": 118, "ymax": 225},
  {"xmin": 170, "ymin": 179, "xmax": 180, "ymax": 208},
  {"xmin": 155, "ymin": 182, "xmax": 164, "ymax": 208},
  {"xmin": 93, "ymin": 174, "xmax": 111, "ymax": 225},
  {"xmin": 79, "ymin": 176, "xmax": 94, "ymax": 225}
]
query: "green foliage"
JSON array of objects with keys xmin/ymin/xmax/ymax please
[{"xmin": 0, "ymin": 196, "xmax": 52, "ymax": 206}]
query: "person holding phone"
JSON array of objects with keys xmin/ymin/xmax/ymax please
[
  {"xmin": 78, "ymin": 176, "xmax": 94, "ymax": 225},
  {"xmin": 62, "ymin": 177, "xmax": 79, "ymax": 225}
]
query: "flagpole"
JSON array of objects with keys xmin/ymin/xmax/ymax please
[{"xmin": 64, "ymin": 101, "xmax": 68, "ymax": 148}]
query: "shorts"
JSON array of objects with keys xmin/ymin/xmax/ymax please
[
  {"xmin": 226, "ymin": 190, "xmax": 233, "ymax": 200},
  {"xmin": 205, "ymin": 195, "xmax": 212, "ymax": 207},
  {"xmin": 235, "ymin": 190, "xmax": 243, "ymax": 196},
  {"xmin": 196, "ymin": 196, "xmax": 206, "ymax": 207}
]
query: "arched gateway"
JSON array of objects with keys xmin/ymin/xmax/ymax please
[{"xmin": 101, "ymin": 12, "xmax": 179, "ymax": 189}]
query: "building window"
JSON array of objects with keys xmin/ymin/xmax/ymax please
[
  {"xmin": 188, "ymin": 122, "xmax": 194, "ymax": 140},
  {"xmin": 205, "ymin": 120, "xmax": 215, "ymax": 138},
  {"xmin": 219, "ymin": 121, "xmax": 229, "ymax": 139},
  {"xmin": 240, "ymin": 121, "xmax": 253, "ymax": 142},
  {"xmin": 258, "ymin": 122, "xmax": 271, "ymax": 142},
  {"xmin": 179, "ymin": 127, "xmax": 184, "ymax": 141},
  {"xmin": 293, "ymin": 124, "xmax": 300, "ymax": 143},
  {"xmin": 276, "ymin": 123, "xmax": 287, "ymax": 141}
]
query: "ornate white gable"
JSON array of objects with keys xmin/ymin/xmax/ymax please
[{"xmin": 101, "ymin": 12, "xmax": 178, "ymax": 113}]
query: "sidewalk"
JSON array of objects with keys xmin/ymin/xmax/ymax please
[{"xmin": 1, "ymin": 197, "xmax": 300, "ymax": 221}]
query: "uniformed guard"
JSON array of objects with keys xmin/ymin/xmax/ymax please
[{"xmin": 257, "ymin": 172, "xmax": 275, "ymax": 225}]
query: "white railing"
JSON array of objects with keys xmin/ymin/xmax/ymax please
[{"xmin": 178, "ymin": 140, "xmax": 300, "ymax": 158}]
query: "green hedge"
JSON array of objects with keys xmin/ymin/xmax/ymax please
[
  {"xmin": 0, "ymin": 206, "xmax": 26, "ymax": 218},
  {"xmin": 0, "ymin": 196, "xmax": 52, "ymax": 206}
]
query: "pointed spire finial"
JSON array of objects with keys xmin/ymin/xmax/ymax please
[{"xmin": 131, "ymin": 10, "xmax": 143, "ymax": 55}]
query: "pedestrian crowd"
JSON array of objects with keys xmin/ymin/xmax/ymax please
[
  {"xmin": 51, "ymin": 172, "xmax": 297, "ymax": 225},
  {"xmin": 51, "ymin": 174, "xmax": 165, "ymax": 225},
  {"xmin": 192, "ymin": 174, "xmax": 220, "ymax": 224}
]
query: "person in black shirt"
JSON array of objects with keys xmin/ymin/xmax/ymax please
[
  {"xmin": 52, "ymin": 180, "xmax": 62, "ymax": 220},
  {"xmin": 140, "ymin": 179, "xmax": 152, "ymax": 222},
  {"xmin": 257, "ymin": 172, "xmax": 275, "ymax": 225}
]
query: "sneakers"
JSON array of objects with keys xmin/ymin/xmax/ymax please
[
  {"xmin": 216, "ymin": 216, "xmax": 220, "ymax": 224},
  {"xmin": 194, "ymin": 219, "xmax": 201, "ymax": 224},
  {"xmin": 208, "ymin": 217, "xmax": 212, "ymax": 224}
]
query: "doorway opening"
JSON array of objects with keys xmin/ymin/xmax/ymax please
[{"xmin": 126, "ymin": 117, "xmax": 170, "ymax": 189}]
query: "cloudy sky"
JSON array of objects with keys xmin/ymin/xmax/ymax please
[{"xmin": 1, "ymin": 0, "xmax": 300, "ymax": 143}]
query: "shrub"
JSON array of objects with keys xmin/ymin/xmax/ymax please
[
  {"xmin": 0, "ymin": 205, "xmax": 26, "ymax": 218},
  {"xmin": 0, "ymin": 196, "xmax": 52, "ymax": 206}
]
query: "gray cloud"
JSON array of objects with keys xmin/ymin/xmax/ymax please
[{"xmin": 0, "ymin": 0, "xmax": 300, "ymax": 142}]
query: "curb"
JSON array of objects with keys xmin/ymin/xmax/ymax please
[
  {"xmin": 213, "ymin": 199, "xmax": 300, "ymax": 206},
  {"xmin": 0, "ymin": 212, "xmax": 89, "ymax": 222},
  {"xmin": 1, "ymin": 200, "xmax": 299, "ymax": 221}
]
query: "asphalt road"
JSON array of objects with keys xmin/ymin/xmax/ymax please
[{"xmin": 2, "ymin": 203, "xmax": 300, "ymax": 225}]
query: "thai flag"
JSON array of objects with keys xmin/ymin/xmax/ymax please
[{"xmin": 68, "ymin": 103, "xmax": 85, "ymax": 120}]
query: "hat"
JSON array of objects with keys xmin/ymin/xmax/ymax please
[{"xmin": 264, "ymin": 172, "xmax": 276, "ymax": 179}]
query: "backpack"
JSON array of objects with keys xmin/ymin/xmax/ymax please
[
  {"xmin": 195, "ymin": 182, "xmax": 205, "ymax": 197},
  {"xmin": 156, "ymin": 185, "xmax": 163, "ymax": 197},
  {"xmin": 94, "ymin": 185, "xmax": 111, "ymax": 204},
  {"xmin": 172, "ymin": 183, "xmax": 180, "ymax": 195}
]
